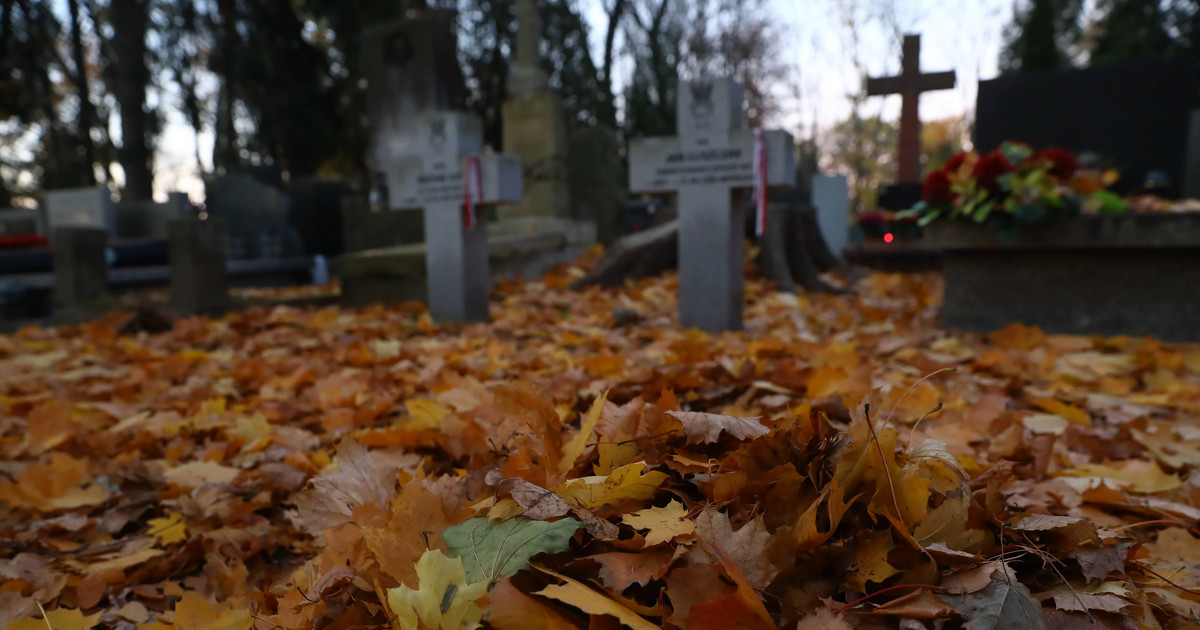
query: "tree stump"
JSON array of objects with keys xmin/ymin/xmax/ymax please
[{"xmin": 572, "ymin": 202, "xmax": 845, "ymax": 292}]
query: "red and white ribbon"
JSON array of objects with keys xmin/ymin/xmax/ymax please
[
  {"xmin": 752, "ymin": 128, "xmax": 767, "ymax": 236},
  {"xmin": 463, "ymin": 155, "xmax": 483, "ymax": 229}
]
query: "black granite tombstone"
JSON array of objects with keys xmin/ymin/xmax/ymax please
[{"xmin": 975, "ymin": 57, "xmax": 1196, "ymax": 198}]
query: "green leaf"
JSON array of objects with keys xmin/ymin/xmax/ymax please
[
  {"xmin": 443, "ymin": 517, "xmax": 582, "ymax": 588},
  {"xmin": 917, "ymin": 208, "xmax": 943, "ymax": 227},
  {"xmin": 943, "ymin": 574, "xmax": 1046, "ymax": 630}
]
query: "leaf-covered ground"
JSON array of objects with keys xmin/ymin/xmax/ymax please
[{"xmin": 3, "ymin": 260, "xmax": 1200, "ymax": 629}]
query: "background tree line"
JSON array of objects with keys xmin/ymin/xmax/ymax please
[{"xmin": 0, "ymin": 0, "xmax": 786, "ymax": 208}]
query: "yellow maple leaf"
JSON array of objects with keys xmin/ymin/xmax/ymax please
[
  {"xmin": 226, "ymin": 414, "xmax": 271, "ymax": 451},
  {"xmin": 534, "ymin": 566, "xmax": 658, "ymax": 630},
  {"xmin": 405, "ymin": 399, "xmax": 451, "ymax": 430},
  {"xmin": 553, "ymin": 462, "xmax": 668, "ymax": 514},
  {"xmin": 621, "ymin": 500, "xmax": 695, "ymax": 546},
  {"xmin": 172, "ymin": 591, "xmax": 252, "ymax": 630},
  {"xmin": 6, "ymin": 608, "xmax": 101, "ymax": 630},
  {"xmin": 558, "ymin": 390, "xmax": 607, "ymax": 473},
  {"xmin": 386, "ymin": 549, "xmax": 487, "ymax": 630},
  {"xmin": 148, "ymin": 512, "xmax": 188, "ymax": 545},
  {"xmin": 847, "ymin": 531, "xmax": 899, "ymax": 592}
]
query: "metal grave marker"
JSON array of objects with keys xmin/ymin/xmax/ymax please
[
  {"xmin": 629, "ymin": 77, "xmax": 795, "ymax": 331},
  {"xmin": 386, "ymin": 112, "xmax": 522, "ymax": 322}
]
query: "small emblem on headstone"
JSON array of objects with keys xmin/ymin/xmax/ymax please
[
  {"xmin": 689, "ymin": 80, "xmax": 715, "ymax": 119},
  {"xmin": 429, "ymin": 118, "xmax": 447, "ymax": 146},
  {"xmin": 383, "ymin": 31, "xmax": 414, "ymax": 68}
]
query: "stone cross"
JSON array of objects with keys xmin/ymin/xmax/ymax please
[
  {"xmin": 387, "ymin": 112, "xmax": 522, "ymax": 322},
  {"xmin": 866, "ymin": 34, "xmax": 956, "ymax": 183},
  {"xmin": 629, "ymin": 77, "xmax": 795, "ymax": 332},
  {"xmin": 508, "ymin": 0, "xmax": 548, "ymax": 98}
]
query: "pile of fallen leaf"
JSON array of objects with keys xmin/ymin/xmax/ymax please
[{"xmin": 3, "ymin": 261, "xmax": 1200, "ymax": 629}]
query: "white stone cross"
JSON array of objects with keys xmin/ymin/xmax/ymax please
[
  {"xmin": 629, "ymin": 77, "xmax": 795, "ymax": 331},
  {"xmin": 387, "ymin": 112, "xmax": 522, "ymax": 322}
]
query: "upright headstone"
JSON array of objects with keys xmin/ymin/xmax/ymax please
[
  {"xmin": 628, "ymin": 77, "xmax": 796, "ymax": 331},
  {"xmin": 866, "ymin": 34, "xmax": 956, "ymax": 184},
  {"xmin": 568, "ymin": 125, "xmax": 625, "ymax": 245},
  {"xmin": 44, "ymin": 187, "xmax": 116, "ymax": 236},
  {"xmin": 363, "ymin": 11, "xmax": 468, "ymax": 245},
  {"xmin": 812, "ymin": 175, "xmax": 850, "ymax": 259},
  {"xmin": 204, "ymin": 174, "xmax": 302, "ymax": 259},
  {"xmin": 0, "ymin": 207, "xmax": 46, "ymax": 236},
  {"xmin": 387, "ymin": 112, "xmax": 523, "ymax": 322},
  {"xmin": 169, "ymin": 217, "xmax": 228, "ymax": 315},
  {"xmin": 52, "ymin": 226, "xmax": 109, "ymax": 323},
  {"xmin": 975, "ymin": 57, "xmax": 1194, "ymax": 197},
  {"xmin": 1185, "ymin": 110, "xmax": 1200, "ymax": 199},
  {"xmin": 115, "ymin": 194, "xmax": 191, "ymax": 241},
  {"xmin": 500, "ymin": 0, "xmax": 570, "ymax": 220}
]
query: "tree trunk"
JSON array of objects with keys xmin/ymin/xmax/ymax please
[
  {"xmin": 65, "ymin": 0, "xmax": 97, "ymax": 185},
  {"xmin": 212, "ymin": 0, "xmax": 240, "ymax": 172},
  {"xmin": 598, "ymin": 0, "xmax": 626, "ymax": 128},
  {"xmin": 110, "ymin": 0, "xmax": 152, "ymax": 200}
]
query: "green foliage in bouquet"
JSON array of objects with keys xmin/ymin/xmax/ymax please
[{"xmin": 904, "ymin": 142, "xmax": 1127, "ymax": 239}]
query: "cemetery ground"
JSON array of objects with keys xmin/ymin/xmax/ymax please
[{"xmin": 4, "ymin": 260, "xmax": 1200, "ymax": 630}]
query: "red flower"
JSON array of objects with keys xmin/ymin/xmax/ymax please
[
  {"xmin": 1032, "ymin": 146, "xmax": 1079, "ymax": 180},
  {"xmin": 944, "ymin": 151, "xmax": 969, "ymax": 174},
  {"xmin": 922, "ymin": 170, "xmax": 953, "ymax": 205},
  {"xmin": 971, "ymin": 150, "xmax": 1016, "ymax": 197}
]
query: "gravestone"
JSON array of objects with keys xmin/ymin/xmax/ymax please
[
  {"xmin": 929, "ymin": 215, "xmax": 1200, "ymax": 342},
  {"xmin": 0, "ymin": 208, "xmax": 46, "ymax": 236},
  {"xmin": 44, "ymin": 187, "xmax": 116, "ymax": 236},
  {"xmin": 169, "ymin": 217, "xmax": 228, "ymax": 315},
  {"xmin": 204, "ymin": 174, "xmax": 302, "ymax": 259},
  {"xmin": 52, "ymin": 226, "xmax": 109, "ymax": 323},
  {"xmin": 386, "ymin": 112, "xmax": 522, "ymax": 322},
  {"xmin": 628, "ymin": 77, "xmax": 795, "ymax": 331},
  {"xmin": 568, "ymin": 125, "xmax": 625, "ymax": 245},
  {"xmin": 1186, "ymin": 110, "xmax": 1200, "ymax": 199},
  {"xmin": 811, "ymin": 175, "xmax": 850, "ymax": 259},
  {"xmin": 363, "ymin": 11, "xmax": 467, "ymax": 247},
  {"xmin": 289, "ymin": 176, "xmax": 354, "ymax": 256},
  {"xmin": 866, "ymin": 34, "xmax": 956, "ymax": 184},
  {"xmin": 500, "ymin": 0, "xmax": 570, "ymax": 220},
  {"xmin": 975, "ymin": 57, "xmax": 1194, "ymax": 197},
  {"xmin": 115, "ymin": 194, "xmax": 191, "ymax": 241}
]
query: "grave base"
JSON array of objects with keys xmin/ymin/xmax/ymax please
[
  {"xmin": 335, "ymin": 219, "xmax": 594, "ymax": 309},
  {"xmin": 928, "ymin": 214, "xmax": 1200, "ymax": 342}
]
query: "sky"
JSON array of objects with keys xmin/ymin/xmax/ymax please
[{"xmin": 155, "ymin": 0, "xmax": 1017, "ymax": 200}]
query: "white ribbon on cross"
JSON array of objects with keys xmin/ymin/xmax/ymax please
[{"xmin": 752, "ymin": 128, "xmax": 767, "ymax": 236}]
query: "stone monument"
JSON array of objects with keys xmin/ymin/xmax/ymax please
[
  {"xmin": 169, "ymin": 217, "xmax": 228, "ymax": 315},
  {"xmin": 387, "ymin": 112, "xmax": 523, "ymax": 322},
  {"xmin": 628, "ymin": 77, "xmax": 795, "ymax": 332},
  {"xmin": 811, "ymin": 175, "xmax": 850, "ymax": 259},
  {"xmin": 500, "ymin": 0, "xmax": 570, "ymax": 220},
  {"xmin": 52, "ymin": 226, "xmax": 109, "ymax": 323},
  {"xmin": 363, "ymin": 10, "xmax": 468, "ymax": 245},
  {"xmin": 44, "ymin": 187, "xmax": 116, "ymax": 237}
]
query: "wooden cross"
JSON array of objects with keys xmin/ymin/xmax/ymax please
[{"xmin": 866, "ymin": 34, "xmax": 956, "ymax": 183}]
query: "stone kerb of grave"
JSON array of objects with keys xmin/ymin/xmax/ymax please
[{"xmin": 628, "ymin": 76, "xmax": 795, "ymax": 332}]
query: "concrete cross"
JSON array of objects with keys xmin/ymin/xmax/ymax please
[
  {"xmin": 629, "ymin": 77, "xmax": 795, "ymax": 332},
  {"xmin": 866, "ymin": 34, "xmax": 956, "ymax": 183},
  {"xmin": 387, "ymin": 112, "xmax": 522, "ymax": 322}
]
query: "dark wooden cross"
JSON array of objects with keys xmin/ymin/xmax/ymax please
[{"xmin": 866, "ymin": 34, "xmax": 956, "ymax": 183}]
